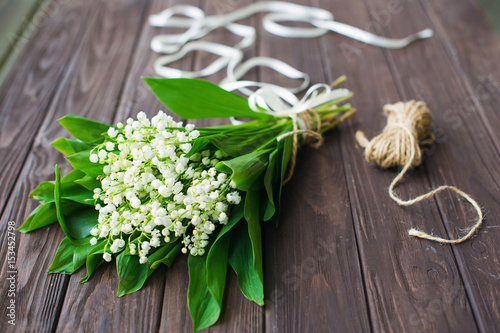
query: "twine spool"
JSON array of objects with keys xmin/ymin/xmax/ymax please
[{"xmin": 356, "ymin": 100, "xmax": 483, "ymax": 244}]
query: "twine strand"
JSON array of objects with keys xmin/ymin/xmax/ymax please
[
  {"xmin": 278, "ymin": 109, "xmax": 324, "ymax": 184},
  {"xmin": 356, "ymin": 100, "xmax": 483, "ymax": 244}
]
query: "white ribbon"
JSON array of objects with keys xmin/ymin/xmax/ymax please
[{"xmin": 149, "ymin": 2, "xmax": 433, "ymax": 124}]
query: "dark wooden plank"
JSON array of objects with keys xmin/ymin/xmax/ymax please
[
  {"xmin": 361, "ymin": 0, "xmax": 500, "ymax": 331},
  {"xmin": 417, "ymin": 1, "xmax": 500, "ymax": 329},
  {"xmin": 0, "ymin": 0, "xmax": 98, "ymax": 217},
  {"xmin": 419, "ymin": 0, "xmax": 500, "ymax": 152},
  {"xmin": 0, "ymin": 0, "xmax": 150, "ymax": 332},
  {"xmin": 256, "ymin": 3, "xmax": 372, "ymax": 332},
  {"xmin": 0, "ymin": 0, "xmax": 109, "ymax": 330},
  {"xmin": 315, "ymin": 0, "xmax": 480, "ymax": 331}
]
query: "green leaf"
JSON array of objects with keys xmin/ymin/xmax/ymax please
[
  {"xmin": 243, "ymin": 190, "xmax": 264, "ymax": 288},
  {"xmin": 18, "ymin": 201, "xmax": 87, "ymax": 233},
  {"xmin": 79, "ymin": 241, "xmax": 106, "ymax": 283},
  {"xmin": 150, "ymin": 242, "xmax": 182, "ymax": 269},
  {"xmin": 54, "ymin": 165, "xmax": 91, "ymax": 245},
  {"xmin": 269, "ymin": 135, "xmax": 293, "ymax": 226},
  {"xmin": 58, "ymin": 114, "xmax": 110, "ymax": 144},
  {"xmin": 75, "ymin": 174, "xmax": 101, "ymax": 191},
  {"xmin": 66, "ymin": 150, "xmax": 104, "ymax": 178},
  {"xmin": 48, "ymin": 237, "xmax": 77, "ymax": 274},
  {"xmin": 217, "ymin": 148, "xmax": 272, "ymax": 191},
  {"xmin": 262, "ymin": 137, "xmax": 287, "ymax": 221},
  {"xmin": 73, "ymin": 237, "xmax": 103, "ymax": 269},
  {"xmin": 143, "ymin": 78, "xmax": 273, "ymax": 120},
  {"xmin": 188, "ymin": 254, "xmax": 225, "ymax": 332},
  {"xmin": 116, "ymin": 253, "xmax": 148, "ymax": 296},
  {"xmin": 29, "ymin": 182, "xmax": 56, "ymax": 204},
  {"xmin": 65, "ymin": 208, "xmax": 98, "ymax": 239},
  {"xmin": 51, "ymin": 137, "xmax": 92, "ymax": 156},
  {"xmin": 62, "ymin": 169, "xmax": 87, "ymax": 183},
  {"xmin": 18, "ymin": 202, "xmax": 54, "ymax": 232},
  {"xmin": 204, "ymin": 202, "xmax": 244, "ymax": 307},
  {"xmin": 47, "ymin": 236, "xmax": 100, "ymax": 274},
  {"xmin": 207, "ymin": 123, "xmax": 288, "ymax": 157},
  {"xmin": 262, "ymin": 149, "xmax": 279, "ymax": 221},
  {"xmin": 116, "ymin": 243, "xmax": 177, "ymax": 296},
  {"xmin": 79, "ymin": 254, "xmax": 103, "ymax": 283},
  {"xmin": 29, "ymin": 179, "xmax": 93, "ymax": 206},
  {"xmin": 229, "ymin": 219, "xmax": 264, "ymax": 305},
  {"xmin": 185, "ymin": 137, "xmax": 214, "ymax": 158}
]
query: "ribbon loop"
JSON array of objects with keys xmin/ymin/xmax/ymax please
[{"xmin": 149, "ymin": 1, "xmax": 432, "ymax": 117}]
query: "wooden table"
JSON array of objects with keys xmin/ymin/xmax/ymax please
[{"xmin": 1, "ymin": 0, "xmax": 499, "ymax": 332}]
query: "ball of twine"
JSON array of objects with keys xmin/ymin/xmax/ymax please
[
  {"xmin": 356, "ymin": 100, "xmax": 434, "ymax": 169},
  {"xmin": 356, "ymin": 100, "xmax": 483, "ymax": 244}
]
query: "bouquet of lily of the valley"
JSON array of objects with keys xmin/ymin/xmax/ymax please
[{"xmin": 20, "ymin": 77, "xmax": 354, "ymax": 331}]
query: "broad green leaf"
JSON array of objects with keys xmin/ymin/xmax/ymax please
[
  {"xmin": 75, "ymin": 174, "xmax": 101, "ymax": 191},
  {"xmin": 51, "ymin": 137, "xmax": 92, "ymax": 156},
  {"xmin": 29, "ymin": 180, "xmax": 93, "ymax": 206},
  {"xmin": 48, "ymin": 237, "xmax": 77, "ymax": 274},
  {"xmin": 216, "ymin": 148, "xmax": 272, "ymax": 191},
  {"xmin": 143, "ymin": 78, "xmax": 273, "ymax": 120},
  {"xmin": 18, "ymin": 201, "xmax": 86, "ymax": 233},
  {"xmin": 54, "ymin": 165, "xmax": 91, "ymax": 245},
  {"xmin": 18, "ymin": 202, "xmax": 53, "ymax": 232},
  {"xmin": 79, "ymin": 254, "xmax": 103, "ymax": 283},
  {"xmin": 116, "ymin": 253, "xmax": 148, "ymax": 297},
  {"xmin": 205, "ymin": 202, "xmax": 244, "ymax": 307},
  {"xmin": 229, "ymin": 220, "xmax": 264, "ymax": 305},
  {"xmin": 116, "ymin": 243, "xmax": 176, "ymax": 296},
  {"xmin": 29, "ymin": 182, "xmax": 55, "ymax": 204},
  {"xmin": 48, "ymin": 235, "xmax": 104, "ymax": 275},
  {"xmin": 244, "ymin": 190, "xmax": 264, "ymax": 287},
  {"xmin": 150, "ymin": 241, "xmax": 182, "ymax": 269},
  {"xmin": 54, "ymin": 166, "xmax": 73, "ymax": 242},
  {"xmin": 206, "ymin": 234, "xmax": 230, "ymax": 306},
  {"xmin": 207, "ymin": 123, "xmax": 288, "ymax": 157},
  {"xmin": 58, "ymin": 114, "xmax": 110, "ymax": 144},
  {"xmin": 66, "ymin": 150, "xmax": 104, "ymax": 178},
  {"xmin": 185, "ymin": 137, "xmax": 214, "ymax": 158},
  {"xmin": 62, "ymin": 169, "xmax": 87, "ymax": 183},
  {"xmin": 79, "ymin": 241, "xmax": 106, "ymax": 283},
  {"xmin": 188, "ymin": 254, "xmax": 225, "ymax": 332},
  {"xmin": 73, "ymin": 237, "xmax": 103, "ymax": 269},
  {"xmin": 65, "ymin": 208, "xmax": 98, "ymax": 239}
]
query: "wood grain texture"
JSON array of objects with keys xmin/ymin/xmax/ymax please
[
  {"xmin": 316, "ymin": 0, "xmax": 479, "ymax": 331},
  {"xmin": 364, "ymin": 0, "xmax": 500, "ymax": 331},
  {"xmin": 257, "ymin": 3, "xmax": 371, "ymax": 332},
  {"xmin": 0, "ymin": 0, "xmax": 150, "ymax": 332},
  {"xmin": 0, "ymin": 0, "xmax": 97, "ymax": 217},
  {"xmin": 1, "ymin": 0, "xmax": 499, "ymax": 331}
]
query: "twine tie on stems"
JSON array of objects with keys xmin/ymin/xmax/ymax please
[
  {"xmin": 250, "ymin": 78, "xmax": 353, "ymax": 185},
  {"xmin": 355, "ymin": 100, "xmax": 483, "ymax": 244},
  {"xmin": 277, "ymin": 109, "xmax": 324, "ymax": 184}
]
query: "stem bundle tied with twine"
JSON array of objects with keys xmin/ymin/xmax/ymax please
[
  {"xmin": 355, "ymin": 100, "xmax": 483, "ymax": 244},
  {"xmin": 278, "ymin": 77, "xmax": 356, "ymax": 184}
]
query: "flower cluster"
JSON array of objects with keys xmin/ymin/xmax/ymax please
[{"xmin": 89, "ymin": 111, "xmax": 240, "ymax": 264}]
